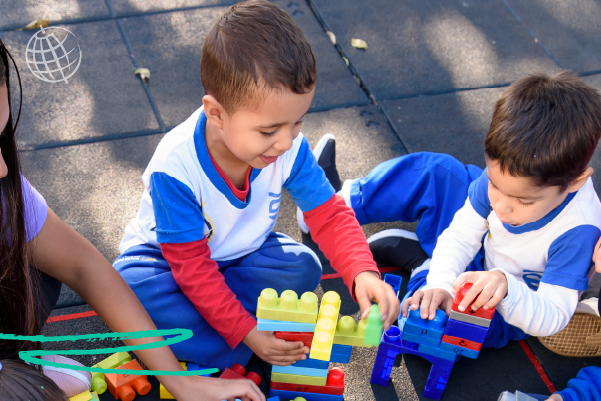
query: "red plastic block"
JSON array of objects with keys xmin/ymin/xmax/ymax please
[
  {"xmin": 270, "ymin": 367, "xmax": 345, "ymax": 395},
  {"xmin": 275, "ymin": 331, "xmax": 314, "ymax": 347},
  {"xmin": 441, "ymin": 335, "xmax": 482, "ymax": 351},
  {"xmin": 105, "ymin": 360, "xmax": 151, "ymax": 401},
  {"xmin": 451, "ymin": 283, "xmax": 496, "ymax": 319},
  {"xmin": 219, "ymin": 364, "xmax": 261, "ymax": 386}
]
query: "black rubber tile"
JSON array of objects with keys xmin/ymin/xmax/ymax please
[
  {"xmin": 0, "ymin": 0, "xmax": 110, "ymax": 31},
  {"xmin": 1, "ymin": 21, "xmax": 159, "ymax": 149},
  {"xmin": 504, "ymin": 0, "xmax": 601, "ymax": 73},
  {"xmin": 525, "ymin": 337, "xmax": 601, "ymax": 393},
  {"xmin": 311, "ymin": 0, "xmax": 558, "ymax": 101},
  {"xmin": 120, "ymin": 0, "xmax": 367, "ymax": 130}
]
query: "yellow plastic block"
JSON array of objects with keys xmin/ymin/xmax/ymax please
[
  {"xmin": 271, "ymin": 371, "xmax": 327, "ymax": 386},
  {"xmin": 91, "ymin": 392, "xmax": 99, "ymax": 401},
  {"xmin": 309, "ymin": 291, "xmax": 341, "ymax": 361},
  {"xmin": 69, "ymin": 391, "xmax": 93, "ymax": 401},
  {"xmin": 333, "ymin": 316, "xmax": 372, "ymax": 347},
  {"xmin": 159, "ymin": 362, "xmax": 188, "ymax": 399},
  {"xmin": 91, "ymin": 351, "xmax": 131, "ymax": 394},
  {"xmin": 256, "ymin": 288, "xmax": 318, "ymax": 323}
]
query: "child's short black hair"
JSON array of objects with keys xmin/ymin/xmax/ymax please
[
  {"xmin": 200, "ymin": 0, "xmax": 316, "ymax": 113},
  {"xmin": 485, "ymin": 71, "xmax": 601, "ymax": 191}
]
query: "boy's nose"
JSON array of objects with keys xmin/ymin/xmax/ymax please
[
  {"xmin": 273, "ymin": 131, "xmax": 294, "ymax": 152},
  {"xmin": 494, "ymin": 198, "xmax": 513, "ymax": 215}
]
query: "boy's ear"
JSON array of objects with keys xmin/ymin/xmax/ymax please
[
  {"xmin": 566, "ymin": 167, "xmax": 594, "ymax": 192},
  {"xmin": 202, "ymin": 95, "xmax": 227, "ymax": 130}
]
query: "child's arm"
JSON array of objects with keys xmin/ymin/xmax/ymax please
[
  {"xmin": 547, "ymin": 366, "xmax": 601, "ymax": 401},
  {"xmin": 31, "ymin": 208, "xmax": 265, "ymax": 401}
]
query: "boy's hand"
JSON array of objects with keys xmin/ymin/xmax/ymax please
[
  {"xmin": 354, "ymin": 271, "xmax": 400, "ymax": 330},
  {"xmin": 242, "ymin": 326, "xmax": 309, "ymax": 366},
  {"xmin": 545, "ymin": 394, "xmax": 563, "ymax": 401},
  {"xmin": 165, "ymin": 375, "xmax": 266, "ymax": 401},
  {"xmin": 452, "ymin": 271, "xmax": 508, "ymax": 311},
  {"xmin": 402, "ymin": 288, "xmax": 453, "ymax": 319}
]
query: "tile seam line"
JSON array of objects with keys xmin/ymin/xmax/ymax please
[
  {"xmin": 501, "ymin": 0, "xmax": 563, "ymax": 69},
  {"xmin": 0, "ymin": 2, "xmax": 238, "ymax": 32},
  {"xmin": 104, "ymin": 0, "xmax": 167, "ymax": 132},
  {"xmin": 304, "ymin": 0, "xmax": 411, "ymax": 154}
]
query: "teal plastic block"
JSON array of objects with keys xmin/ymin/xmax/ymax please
[
  {"xmin": 270, "ymin": 388, "xmax": 343, "ymax": 401},
  {"xmin": 271, "ymin": 364, "xmax": 328, "ymax": 377},
  {"xmin": 417, "ymin": 343, "xmax": 459, "ymax": 362},
  {"xmin": 402, "ymin": 331, "xmax": 442, "ymax": 348},
  {"xmin": 439, "ymin": 342, "xmax": 480, "ymax": 359}
]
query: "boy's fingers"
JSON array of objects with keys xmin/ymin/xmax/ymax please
[
  {"xmin": 356, "ymin": 290, "xmax": 372, "ymax": 320},
  {"xmin": 471, "ymin": 283, "xmax": 494, "ymax": 310},
  {"xmin": 428, "ymin": 292, "xmax": 445, "ymax": 319},
  {"xmin": 484, "ymin": 287, "xmax": 505, "ymax": 310},
  {"xmin": 420, "ymin": 292, "xmax": 433, "ymax": 319},
  {"xmin": 402, "ymin": 297, "xmax": 412, "ymax": 317},
  {"xmin": 459, "ymin": 277, "xmax": 484, "ymax": 311},
  {"xmin": 452, "ymin": 272, "xmax": 473, "ymax": 293},
  {"xmin": 274, "ymin": 339, "xmax": 306, "ymax": 351}
]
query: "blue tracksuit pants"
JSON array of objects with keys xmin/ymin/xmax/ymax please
[
  {"xmin": 346, "ymin": 152, "xmax": 529, "ymax": 348},
  {"xmin": 113, "ymin": 232, "xmax": 322, "ymax": 370}
]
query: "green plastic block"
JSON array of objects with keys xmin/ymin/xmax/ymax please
[{"xmin": 363, "ymin": 304, "xmax": 383, "ymax": 346}]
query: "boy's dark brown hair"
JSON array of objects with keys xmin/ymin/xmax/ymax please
[
  {"xmin": 485, "ymin": 70, "xmax": 601, "ymax": 191},
  {"xmin": 200, "ymin": 0, "xmax": 316, "ymax": 113},
  {"xmin": 0, "ymin": 359, "xmax": 68, "ymax": 401}
]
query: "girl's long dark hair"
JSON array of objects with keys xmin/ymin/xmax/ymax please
[{"xmin": 0, "ymin": 38, "xmax": 42, "ymax": 360}]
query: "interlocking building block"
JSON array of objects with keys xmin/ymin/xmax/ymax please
[
  {"xmin": 444, "ymin": 319, "xmax": 488, "ymax": 344},
  {"xmin": 270, "ymin": 367, "xmax": 345, "ymax": 396},
  {"xmin": 271, "ymin": 371, "xmax": 327, "ymax": 386},
  {"xmin": 105, "ymin": 360, "xmax": 151, "ymax": 401},
  {"xmin": 266, "ymin": 397, "xmax": 281, "ymax": 401},
  {"xmin": 257, "ymin": 288, "xmax": 319, "ymax": 323},
  {"xmin": 449, "ymin": 310, "xmax": 491, "ymax": 328},
  {"xmin": 451, "ymin": 282, "xmax": 496, "ymax": 320},
  {"xmin": 220, "ymin": 364, "xmax": 261, "ymax": 385},
  {"xmin": 332, "ymin": 344, "xmax": 352, "ymax": 355},
  {"xmin": 292, "ymin": 357, "xmax": 330, "ymax": 370},
  {"xmin": 186, "ymin": 362, "xmax": 213, "ymax": 376},
  {"xmin": 275, "ymin": 331, "xmax": 314, "ymax": 347},
  {"xmin": 384, "ymin": 274, "xmax": 402, "ymax": 298},
  {"xmin": 69, "ymin": 391, "xmax": 96, "ymax": 401},
  {"xmin": 272, "ymin": 364, "xmax": 328, "ymax": 377},
  {"xmin": 269, "ymin": 388, "xmax": 343, "ymax": 401},
  {"xmin": 441, "ymin": 334, "xmax": 482, "ymax": 351},
  {"xmin": 439, "ymin": 341, "xmax": 480, "ymax": 359},
  {"xmin": 403, "ymin": 307, "xmax": 447, "ymax": 340},
  {"xmin": 371, "ymin": 326, "xmax": 456, "ymax": 400},
  {"xmin": 258, "ymin": 318, "xmax": 316, "ymax": 332},
  {"xmin": 329, "ymin": 353, "xmax": 351, "ymax": 364},
  {"xmin": 401, "ymin": 331, "xmax": 442, "ymax": 348},
  {"xmin": 333, "ymin": 316, "xmax": 371, "ymax": 347},
  {"xmin": 417, "ymin": 343, "xmax": 459, "ymax": 361},
  {"xmin": 91, "ymin": 352, "xmax": 132, "ymax": 394},
  {"xmin": 364, "ymin": 304, "xmax": 384, "ymax": 346},
  {"xmin": 310, "ymin": 291, "xmax": 341, "ymax": 361}
]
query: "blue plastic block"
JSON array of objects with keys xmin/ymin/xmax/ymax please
[
  {"xmin": 439, "ymin": 342, "xmax": 480, "ymax": 359},
  {"xmin": 292, "ymin": 357, "xmax": 329, "ymax": 370},
  {"xmin": 444, "ymin": 319, "xmax": 488, "ymax": 344},
  {"xmin": 266, "ymin": 397, "xmax": 281, "ymax": 401},
  {"xmin": 371, "ymin": 326, "xmax": 456, "ymax": 400},
  {"xmin": 257, "ymin": 318, "xmax": 316, "ymax": 332},
  {"xmin": 401, "ymin": 331, "xmax": 441, "ymax": 348},
  {"xmin": 384, "ymin": 274, "xmax": 402, "ymax": 298},
  {"xmin": 403, "ymin": 308, "xmax": 447, "ymax": 340},
  {"xmin": 187, "ymin": 362, "xmax": 212, "ymax": 376},
  {"xmin": 331, "ymin": 344, "xmax": 352, "ymax": 356},
  {"xmin": 270, "ymin": 388, "xmax": 343, "ymax": 401},
  {"xmin": 418, "ymin": 343, "xmax": 459, "ymax": 362},
  {"xmin": 272, "ymin": 364, "xmax": 328, "ymax": 377},
  {"xmin": 329, "ymin": 352, "xmax": 350, "ymax": 364}
]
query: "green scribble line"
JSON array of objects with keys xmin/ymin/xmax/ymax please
[{"xmin": 1, "ymin": 329, "xmax": 218, "ymax": 376}]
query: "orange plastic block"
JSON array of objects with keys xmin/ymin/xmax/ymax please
[
  {"xmin": 256, "ymin": 288, "xmax": 319, "ymax": 323},
  {"xmin": 310, "ymin": 291, "xmax": 341, "ymax": 361},
  {"xmin": 441, "ymin": 334, "xmax": 482, "ymax": 351},
  {"xmin": 451, "ymin": 283, "xmax": 496, "ymax": 319},
  {"xmin": 219, "ymin": 363, "xmax": 261, "ymax": 386},
  {"xmin": 105, "ymin": 360, "xmax": 151, "ymax": 401}
]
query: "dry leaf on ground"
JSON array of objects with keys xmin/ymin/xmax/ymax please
[
  {"xmin": 21, "ymin": 18, "xmax": 50, "ymax": 30},
  {"xmin": 326, "ymin": 31, "xmax": 337, "ymax": 45},
  {"xmin": 134, "ymin": 68, "xmax": 151, "ymax": 81},
  {"xmin": 351, "ymin": 38, "xmax": 368, "ymax": 49}
]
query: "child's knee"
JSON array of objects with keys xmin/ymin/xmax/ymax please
[{"xmin": 290, "ymin": 247, "xmax": 322, "ymax": 293}]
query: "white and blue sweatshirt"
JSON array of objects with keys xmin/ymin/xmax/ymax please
[{"xmin": 424, "ymin": 168, "xmax": 601, "ymax": 336}]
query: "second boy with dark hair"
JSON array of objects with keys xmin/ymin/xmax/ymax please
[
  {"xmin": 300, "ymin": 70, "xmax": 601, "ymax": 351},
  {"xmin": 113, "ymin": 0, "xmax": 399, "ymax": 370}
]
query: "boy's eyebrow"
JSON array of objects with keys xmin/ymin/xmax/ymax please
[
  {"xmin": 255, "ymin": 108, "xmax": 310, "ymax": 129},
  {"xmin": 487, "ymin": 173, "xmax": 544, "ymax": 200}
]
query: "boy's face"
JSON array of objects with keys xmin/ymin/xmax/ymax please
[
  {"xmin": 487, "ymin": 160, "xmax": 569, "ymax": 226},
  {"xmin": 220, "ymin": 87, "xmax": 315, "ymax": 169}
]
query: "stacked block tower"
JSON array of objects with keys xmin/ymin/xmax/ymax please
[
  {"xmin": 371, "ymin": 282, "xmax": 495, "ymax": 400},
  {"xmin": 261, "ymin": 274, "xmax": 400, "ymax": 400}
]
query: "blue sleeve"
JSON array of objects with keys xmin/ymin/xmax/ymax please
[
  {"xmin": 541, "ymin": 225, "xmax": 601, "ymax": 291},
  {"xmin": 556, "ymin": 366, "xmax": 601, "ymax": 401},
  {"xmin": 149, "ymin": 172, "xmax": 206, "ymax": 244},
  {"xmin": 284, "ymin": 136, "xmax": 335, "ymax": 212},
  {"xmin": 467, "ymin": 168, "xmax": 491, "ymax": 219}
]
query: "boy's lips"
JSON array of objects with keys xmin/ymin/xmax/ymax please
[{"xmin": 260, "ymin": 154, "xmax": 279, "ymax": 164}]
